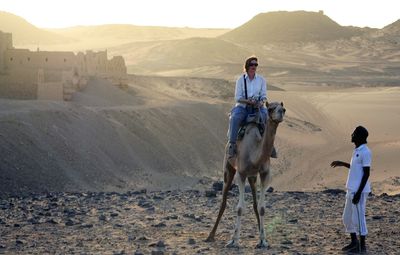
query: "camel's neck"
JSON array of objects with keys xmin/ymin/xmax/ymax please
[{"xmin": 253, "ymin": 119, "xmax": 278, "ymax": 167}]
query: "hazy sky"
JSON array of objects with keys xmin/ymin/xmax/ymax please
[{"xmin": 1, "ymin": 0, "xmax": 399, "ymax": 29}]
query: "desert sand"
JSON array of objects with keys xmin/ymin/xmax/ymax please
[
  {"xmin": 0, "ymin": 187, "xmax": 399, "ymax": 254},
  {"xmin": 1, "ymin": 67, "xmax": 399, "ymax": 255},
  {"xmin": 1, "ymin": 77, "xmax": 399, "ymax": 196}
]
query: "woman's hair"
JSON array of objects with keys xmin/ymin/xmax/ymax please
[{"xmin": 243, "ymin": 56, "xmax": 258, "ymax": 72}]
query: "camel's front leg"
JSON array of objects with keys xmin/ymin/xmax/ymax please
[
  {"xmin": 227, "ymin": 173, "xmax": 246, "ymax": 248},
  {"xmin": 248, "ymin": 176, "xmax": 260, "ymax": 230},
  {"xmin": 256, "ymin": 170, "xmax": 270, "ymax": 249}
]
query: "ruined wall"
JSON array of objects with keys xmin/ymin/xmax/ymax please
[
  {"xmin": 0, "ymin": 31, "xmax": 13, "ymax": 73},
  {"xmin": 108, "ymin": 56, "xmax": 127, "ymax": 77},
  {"xmin": 0, "ymin": 31, "xmax": 126, "ymax": 100},
  {"xmin": 4, "ymin": 49, "xmax": 77, "ymax": 72},
  {"xmin": 85, "ymin": 50, "xmax": 108, "ymax": 77},
  {"xmin": 106, "ymin": 56, "xmax": 128, "ymax": 86}
]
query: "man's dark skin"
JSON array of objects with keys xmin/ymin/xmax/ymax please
[{"xmin": 330, "ymin": 127, "xmax": 370, "ymax": 253}]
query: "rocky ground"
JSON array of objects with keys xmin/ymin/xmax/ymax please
[{"xmin": 0, "ymin": 182, "xmax": 399, "ymax": 255}]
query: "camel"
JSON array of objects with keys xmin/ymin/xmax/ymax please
[{"xmin": 206, "ymin": 101, "xmax": 286, "ymax": 248}]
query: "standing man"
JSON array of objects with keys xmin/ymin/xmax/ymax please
[
  {"xmin": 331, "ymin": 126, "xmax": 371, "ymax": 253},
  {"xmin": 227, "ymin": 56, "xmax": 275, "ymax": 158}
]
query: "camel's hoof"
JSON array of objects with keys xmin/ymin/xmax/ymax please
[
  {"xmin": 226, "ymin": 239, "xmax": 239, "ymax": 248},
  {"xmin": 205, "ymin": 236, "xmax": 215, "ymax": 242},
  {"xmin": 255, "ymin": 239, "xmax": 269, "ymax": 249}
]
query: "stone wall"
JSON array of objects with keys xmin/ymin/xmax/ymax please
[
  {"xmin": 0, "ymin": 30, "xmax": 126, "ymax": 100},
  {"xmin": 0, "ymin": 31, "xmax": 12, "ymax": 73}
]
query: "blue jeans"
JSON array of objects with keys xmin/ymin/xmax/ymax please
[{"xmin": 228, "ymin": 105, "xmax": 268, "ymax": 143}]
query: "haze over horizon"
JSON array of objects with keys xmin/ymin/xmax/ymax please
[{"xmin": 1, "ymin": 0, "xmax": 399, "ymax": 29}]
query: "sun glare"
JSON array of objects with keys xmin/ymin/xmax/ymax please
[{"xmin": 0, "ymin": 0, "xmax": 399, "ymax": 29}]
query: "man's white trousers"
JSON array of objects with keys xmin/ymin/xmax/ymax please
[{"xmin": 343, "ymin": 191, "xmax": 368, "ymax": 236}]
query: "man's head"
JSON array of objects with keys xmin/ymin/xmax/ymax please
[
  {"xmin": 244, "ymin": 56, "xmax": 258, "ymax": 73},
  {"xmin": 351, "ymin": 125, "xmax": 369, "ymax": 144}
]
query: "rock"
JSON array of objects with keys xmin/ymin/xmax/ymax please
[
  {"xmin": 47, "ymin": 218, "xmax": 60, "ymax": 224},
  {"xmin": 156, "ymin": 240, "xmax": 166, "ymax": 247},
  {"xmin": 152, "ymin": 222, "xmax": 166, "ymax": 228},
  {"xmin": 81, "ymin": 223, "xmax": 93, "ymax": 228},
  {"xmin": 146, "ymin": 206, "xmax": 155, "ymax": 213},
  {"xmin": 65, "ymin": 219, "xmax": 74, "ymax": 226},
  {"xmin": 212, "ymin": 181, "xmax": 223, "ymax": 191},
  {"xmin": 137, "ymin": 236, "xmax": 148, "ymax": 241},
  {"xmin": 64, "ymin": 208, "xmax": 76, "ymax": 217},
  {"xmin": 164, "ymin": 215, "xmax": 178, "ymax": 220},
  {"xmin": 281, "ymin": 240, "xmax": 293, "ymax": 245},
  {"xmin": 230, "ymin": 184, "xmax": 239, "ymax": 193},
  {"xmin": 138, "ymin": 200, "xmax": 153, "ymax": 208},
  {"xmin": 99, "ymin": 215, "xmax": 107, "ymax": 221},
  {"xmin": 205, "ymin": 190, "xmax": 217, "ymax": 197},
  {"xmin": 152, "ymin": 195, "xmax": 164, "ymax": 200},
  {"xmin": 27, "ymin": 218, "xmax": 40, "ymax": 225},
  {"xmin": 267, "ymin": 187, "xmax": 274, "ymax": 193},
  {"xmin": 322, "ymin": 189, "xmax": 345, "ymax": 195},
  {"xmin": 188, "ymin": 238, "xmax": 196, "ymax": 245}
]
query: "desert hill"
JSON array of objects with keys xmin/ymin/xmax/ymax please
[
  {"xmin": 3, "ymin": 10, "xmax": 399, "ymax": 86},
  {"xmin": 0, "ymin": 11, "xmax": 72, "ymax": 45},
  {"xmin": 0, "ymin": 78, "xmax": 230, "ymax": 197},
  {"xmin": 42, "ymin": 25, "xmax": 229, "ymax": 51},
  {"xmin": 220, "ymin": 11, "xmax": 368, "ymax": 44},
  {"xmin": 110, "ymin": 37, "xmax": 252, "ymax": 73},
  {"xmin": 1, "ymin": 76, "xmax": 400, "ymax": 197},
  {"xmin": 382, "ymin": 19, "xmax": 400, "ymax": 34},
  {"xmin": 48, "ymin": 24, "xmax": 228, "ymax": 44}
]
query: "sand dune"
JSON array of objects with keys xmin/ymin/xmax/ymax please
[
  {"xmin": 1, "ymin": 77, "xmax": 398, "ymax": 197},
  {"xmin": 0, "ymin": 78, "xmax": 230, "ymax": 197}
]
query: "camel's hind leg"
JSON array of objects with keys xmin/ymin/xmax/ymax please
[
  {"xmin": 248, "ymin": 176, "xmax": 260, "ymax": 230},
  {"xmin": 205, "ymin": 161, "xmax": 236, "ymax": 242},
  {"xmin": 256, "ymin": 170, "xmax": 270, "ymax": 249},
  {"xmin": 227, "ymin": 172, "xmax": 246, "ymax": 248}
]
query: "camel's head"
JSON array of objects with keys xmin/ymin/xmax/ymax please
[{"xmin": 266, "ymin": 101, "xmax": 286, "ymax": 123}]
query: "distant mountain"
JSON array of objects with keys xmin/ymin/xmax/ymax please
[
  {"xmin": 48, "ymin": 25, "xmax": 229, "ymax": 43},
  {"xmin": 109, "ymin": 37, "xmax": 252, "ymax": 70},
  {"xmin": 0, "ymin": 11, "xmax": 71, "ymax": 45},
  {"xmin": 382, "ymin": 19, "xmax": 400, "ymax": 34},
  {"xmin": 220, "ymin": 11, "xmax": 366, "ymax": 44}
]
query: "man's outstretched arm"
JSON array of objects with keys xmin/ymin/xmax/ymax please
[{"xmin": 330, "ymin": 161, "xmax": 350, "ymax": 168}]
